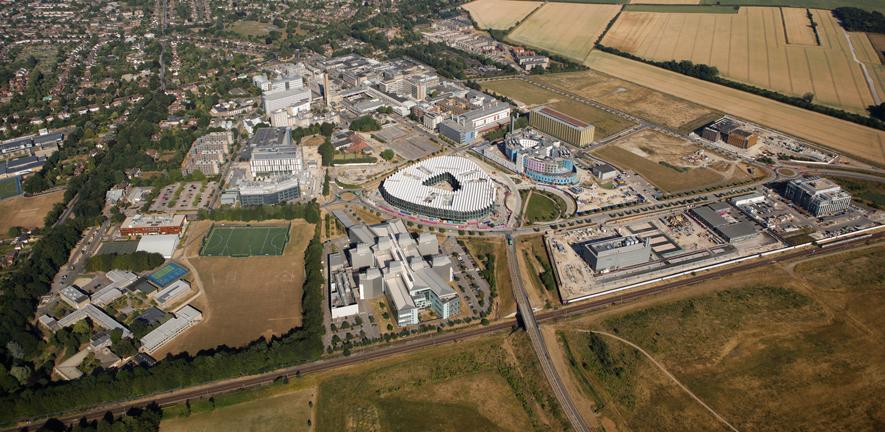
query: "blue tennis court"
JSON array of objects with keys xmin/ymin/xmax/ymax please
[{"xmin": 147, "ymin": 262, "xmax": 189, "ymax": 288}]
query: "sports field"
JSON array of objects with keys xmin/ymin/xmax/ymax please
[
  {"xmin": 200, "ymin": 225, "xmax": 290, "ymax": 256},
  {"xmin": 0, "ymin": 177, "xmax": 21, "ymax": 200},
  {"xmin": 0, "ymin": 190, "xmax": 64, "ymax": 237},
  {"xmin": 462, "ymin": 0, "xmax": 541, "ymax": 30},
  {"xmin": 548, "ymin": 244, "xmax": 885, "ymax": 431},
  {"xmin": 507, "ymin": 2, "xmax": 621, "ymax": 61},
  {"xmin": 602, "ymin": 7, "xmax": 879, "ymax": 113},
  {"xmin": 156, "ymin": 220, "xmax": 314, "ymax": 356},
  {"xmin": 480, "ymin": 78, "xmax": 635, "ymax": 139},
  {"xmin": 584, "ymin": 50, "xmax": 885, "ymax": 165}
]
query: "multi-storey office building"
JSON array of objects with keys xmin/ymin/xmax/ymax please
[
  {"xmin": 529, "ymin": 107, "xmax": 595, "ymax": 147},
  {"xmin": 784, "ymin": 177, "xmax": 852, "ymax": 217}
]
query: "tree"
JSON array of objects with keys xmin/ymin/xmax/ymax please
[
  {"xmin": 6, "ymin": 226, "xmax": 22, "ymax": 238},
  {"xmin": 801, "ymin": 92, "xmax": 815, "ymax": 103},
  {"xmin": 380, "ymin": 149, "xmax": 395, "ymax": 161},
  {"xmin": 870, "ymin": 103, "xmax": 885, "ymax": 121},
  {"xmin": 322, "ymin": 172, "xmax": 330, "ymax": 196},
  {"xmin": 349, "ymin": 115, "xmax": 380, "ymax": 132}
]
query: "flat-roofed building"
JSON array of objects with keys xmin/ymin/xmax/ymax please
[
  {"xmin": 784, "ymin": 176, "xmax": 851, "ymax": 217},
  {"xmin": 690, "ymin": 202, "xmax": 760, "ymax": 243},
  {"xmin": 576, "ymin": 235, "xmax": 651, "ymax": 272},
  {"xmin": 120, "ymin": 213, "xmax": 188, "ymax": 237},
  {"xmin": 60, "ymin": 285, "xmax": 89, "ymax": 309},
  {"xmin": 139, "ymin": 305, "xmax": 202, "ymax": 354},
  {"xmin": 530, "ymin": 107, "xmax": 595, "ymax": 147},
  {"xmin": 153, "ymin": 280, "xmax": 192, "ymax": 309}
]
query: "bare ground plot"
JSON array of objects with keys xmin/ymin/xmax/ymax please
[
  {"xmin": 584, "ymin": 50, "xmax": 885, "ymax": 165},
  {"xmin": 549, "ymin": 245, "xmax": 885, "ymax": 431},
  {"xmin": 156, "ymin": 220, "xmax": 314, "ymax": 356},
  {"xmin": 462, "ymin": 0, "xmax": 542, "ymax": 30},
  {"xmin": 515, "ymin": 235, "xmax": 559, "ymax": 308},
  {"xmin": 508, "ymin": 3, "xmax": 622, "ymax": 61},
  {"xmin": 529, "ymin": 71, "xmax": 720, "ymax": 130},
  {"xmin": 602, "ymin": 7, "xmax": 878, "ymax": 113},
  {"xmin": 481, "ymin": 78, "xmax": 635, "ymax": 139},
  {"xmin": 0, "ymin": 190, "xmax": 64, "ymax": 236},
  {"xmin": 592, "ymin": 129, "xmax": 757, "ymax": 192},
  {"xmin": 161, "ymin": 387, "xmax": 315, "ymax": 432}
]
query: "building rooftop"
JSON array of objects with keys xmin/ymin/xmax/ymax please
[
  {"xmin": 535, "ymin": 107, "xmax": 591, "ymax": 129},
  {"xmin": 249, "ymin": 127, "xmax": 291, "ymax": 148},
  {"xmin": 381, "ymin": 156, "xmax": 497, "ymax": 214}
]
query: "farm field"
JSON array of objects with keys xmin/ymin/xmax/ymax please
[
  {"xmin": 316, "ymin": 333, "xmax": 568, "ymax": 432},
  {"xmin": 161, "ymin": 387, "xmax": 315, "ymax": 432},
  {"xmin": 462, "ymin": 0, "xmax": 541, "ymax": 30},
  {"xmin": 155, "ymin": 220, "xmax": 314, "ymax": 356},
  {"xmin": 584, "ymin": 50, "xmax": 885, "ymax": 165},
  {"xmin": 631, "ymin": 0, "xmax": 700, "ymax": 4},
  {"xmin": 200, "ymin": 225, "xmax": 290, "ymax": 256},
  {"xmin": 529, "ymin": 72, "xmax": 720, "ymax": 130},
  {"xmin": 508, "ymin": 2, "xmax": 621, "ymax": 61},
  {"xmin": 481, "ymin": 78, "xmax": 635, "ymax": 139},
  {"xmin": 601, "ymin": 7, "xmax": 879, "ymax": 113},
  {"xmin": 592, "ymin": 129, "xmax": 760, "ymax": 193},
  {"xmin": 0, "ymin": 190, "xmax": 64, "ymax": 237},
  {"xmin": 849, "ymin": 32, "xmax": 885, "ymax": 99},
  {"xmin": 548, "ymin": 244, "xmax": 885, "ymax": 431}
]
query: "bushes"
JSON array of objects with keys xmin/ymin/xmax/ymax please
[
  {"xmin": 833, "ymin": 7, "xmax": 885, "ymax": 33},
  {"xmin": 380, "ymin": 149, "xmax": 395, "ymax": 161},
  {"xmin": 349, "ymin": 115, "xmax": 380, "ymax": 132},
  {"xmin": 85, "ymin": 251, "xmax": 165, "ymax": 272}
]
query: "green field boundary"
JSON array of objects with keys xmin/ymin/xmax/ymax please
[
  {"xmin": 624, "ymin": 4, "xmax": 740, "ymax": 13},
  {"xmin": 0, "ymin": 176, "xmax": 22, "ymax": 200},
  {"xmin": 699, "ymin": 0, "xmax": 885, "ymax": 14}
]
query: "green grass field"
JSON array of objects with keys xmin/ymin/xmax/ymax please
[
  {"xmin": 0, "ymin": 177, "xmax": 21, "ymax": 200},
  {"xmin": 833, "ymin": 177, "xmax": 885, "ymax": 210},
  {"xmin": 200, "ymin": 225, "xmax": 290, "ymax": 256},
  {"xmin": 523, "ymin": 190, "xmax": 565, "ymax": 224}
]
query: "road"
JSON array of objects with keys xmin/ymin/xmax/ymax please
[
  {"xmin": 5, "ymin": 232, "xmax": 880, "ymax": 431},
  {"xmin": 507, "ymin": 240, "xmax": 591, "ymax": 432}
]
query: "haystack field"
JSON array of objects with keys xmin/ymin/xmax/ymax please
[
  {"xmin": 462, "ymin": 0, "xmax": 541, "ymax": 30},
  {"xmin": 602, "ymin": 7, "xmax": 879, "ymax": 113},
  {"xmin": 584, "ymin": 50, "xmax": 885, "ymax": 165},
  {"xmin": 508, "ymin": 2, "xmax": 621, "ymax": 61}
]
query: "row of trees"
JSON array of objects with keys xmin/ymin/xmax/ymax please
[
  {"xmin": 0, "ymin": 223, "xmax": 326, "ymax": 424},
  {"xmin": 199, "ymin": 201, "xmax": 321, "ymax": 224},
  {"xmin": 85, "ymin": 252, "xmax": 165, "ymax": 273},
  {"xmin": 596, "ymin": 45, "xmax": 885, "ymax": 131}
]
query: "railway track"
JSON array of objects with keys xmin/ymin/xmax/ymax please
[{"xmin": 4, "ymin": 232, "xmax": 880, "ymax": 431}]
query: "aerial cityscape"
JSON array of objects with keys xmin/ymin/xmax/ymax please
[{"xmin": 0, "ymin": 0, "xmax": 883, "ymax": 431}]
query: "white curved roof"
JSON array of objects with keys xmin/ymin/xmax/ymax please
[{"xmin": 382, "ymin": 156, "xmax": 496, "ymax": 214}]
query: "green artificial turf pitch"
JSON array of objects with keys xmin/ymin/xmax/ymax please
[{"xmin": 200, "ymin": 225, "xmax": 290, "ymax": 257}]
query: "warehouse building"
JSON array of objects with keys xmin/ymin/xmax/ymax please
[
  {"xmin": 690, "ymin": 202, "xmax": 760, "ymax": 243},
  {"xmin": 380, "ymin": 156, "xmax": 497, "ymax": 222},
  {"xmin": 529, "ymin": 107, "xmax": 595, "ymax": 147},
  {"xmin": 329, "ymin": 220, "xmax": 459, "ymax": 326},
  {"xmin": 784, "ymin": 177, "xmax": 851, "ymax": 217},
  {"xmin": 575, "ymin": 235, "xmax": 652, "ymax": 272}
]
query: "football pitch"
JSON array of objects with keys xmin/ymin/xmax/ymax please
[{"xmin": 200, "ymin": 225, "xmax": 290, "ymax": 257}]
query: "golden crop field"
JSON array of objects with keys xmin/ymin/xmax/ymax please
[
  {"xmin": 602, "ymin": 7, "xmax": 879, "ymax": 113},
  {"xmin": 508, "ymin": 2, "xmax": 621, "ymax": 61},
  {"xmin": 584, "ymin": 50, "xmax": 885, "ymax": 165},
  {"xmin": 849, "ymin": 32, "xmax": 885, "ymax": 101},
  {"xmin": 462, "ymin": 0, "xmax": 541, "ymax": 30}
]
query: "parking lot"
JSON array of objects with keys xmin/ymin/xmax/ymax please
[
  {"xmin": 149, "ymin": 181, "xmax": 217, "ymax": 212},
  {"xmin": 374, "ymin": 119, "xmax": 440, "ymax": 161}
]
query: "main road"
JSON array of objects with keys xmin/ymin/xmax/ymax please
[{"xmin": 4, "ymin": 232, "xmax": 880, "ymax": 431}]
